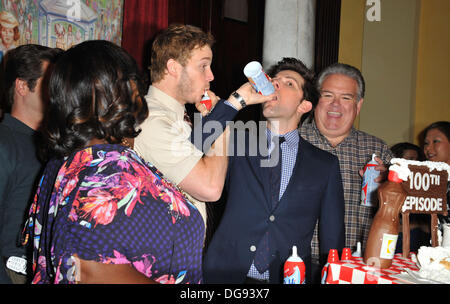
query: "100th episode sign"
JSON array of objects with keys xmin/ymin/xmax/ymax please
[
  {"xmin": 398, "ymin": 161, "xmax": 449, "ymax": 252},
  {"xmin": 401, "ymin": 165, "xmax": 448, "ymax": 215}
]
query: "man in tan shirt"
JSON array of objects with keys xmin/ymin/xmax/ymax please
[{"xmin": 134, "ymin": 24, "xmax": 273, "ymax": 228}]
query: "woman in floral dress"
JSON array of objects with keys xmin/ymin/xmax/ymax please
[{"xmin": 22, "ymin": 40, "xmax": 205, "ymax": 284}]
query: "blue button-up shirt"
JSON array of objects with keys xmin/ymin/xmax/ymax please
[{"xmin": 247, "ymin": 128, "xmax": 300, "ymax": 280}]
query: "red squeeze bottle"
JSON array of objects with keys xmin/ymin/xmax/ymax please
[
  {"xmin": 200, "ymin": 91, "xmax": 212, "ymax": 111},
  {"xmin": 341, "ymin": 248, "xmax": 352, "ymax": 261},
  {"xmin": 321, "ymin": 249, "xmax": 339, "ymax": 284}
]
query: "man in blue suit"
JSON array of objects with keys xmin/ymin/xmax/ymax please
[{"xmin": 202, "ymin": 58, "xmax": 345, "ymax": 284}]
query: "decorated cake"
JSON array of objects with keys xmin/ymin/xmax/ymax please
[
  {"xmin": 389, "ymin": 158, "xmax": 449, "ymax": 250},
  {"xmin": 388, "ymin": 159, "xmax": 450, "ymax": 215},
  {"xmin": 389, "ymin": 158, "xmax": 450, "ymax": 283}
]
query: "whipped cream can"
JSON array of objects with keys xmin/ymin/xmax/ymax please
[
  {"xmin": 200, "ymin": 91, "xmax": 212, "ymax": 111},
  {"xmin": 283, "ymin": 246, "xmax": 305, "ymax": 284},
  {"xmin": 243, "ymin": 61, "xmax": 275, "ymax": 96},
  {"xmin": 361, "ymin": 153, "xmax": 380, "ymax": 207}
]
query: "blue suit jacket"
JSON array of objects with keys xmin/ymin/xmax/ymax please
[
  {"xmin": 191, "ymin": 100, "xmax": 345, "ymax": 283},
  {"xmin": 202, "ymin": 127, "xmax": 345, "ymax": 284}
]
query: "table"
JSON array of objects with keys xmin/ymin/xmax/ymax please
[{"xmin": 325, "ymin": 253, "xmax": 420, "ymax": 284}]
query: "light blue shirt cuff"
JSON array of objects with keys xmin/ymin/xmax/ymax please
[{"xmin": 224, "ymin": 99, "xmax": 238, "ymax": 110}]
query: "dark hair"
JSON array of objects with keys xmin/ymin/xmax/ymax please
[
  {"xmin": 1, "ymin": 44, "xmax": 62, "ymax": 113},
  {"xmin": 267, "ymin": 57, "xmax": 317, "ymax": 108},
  {"xmin": 423, "ymin": 121, "xmax": 450, "ymax": 142},
  {"xmin": 390, "ymin": 142, "xmax": 425, "ymax": 161},
  {"xmin": 45, "ymin": 40, "xmax": 148, "ymax": 158},
  {"xmin": 150, "ymin": 24, "xmax": 215, "ymax": 83},
  {"xmin": 316, "ymin": 63, "xmax": 365, "ymax": 101}
]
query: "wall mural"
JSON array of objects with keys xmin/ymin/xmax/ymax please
[{"xmin": 0, "ymin": 0, "xmax": 123, "ymax": 61}]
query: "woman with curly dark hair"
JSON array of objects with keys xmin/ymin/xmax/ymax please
[{"xmin": 22, "ymin": 41, "xmax": 205, "ymax": 284}]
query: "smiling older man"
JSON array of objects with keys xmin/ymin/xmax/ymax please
[{"xmin": 299, "ymin": 63, "xmax": 393, "ymax": 281}]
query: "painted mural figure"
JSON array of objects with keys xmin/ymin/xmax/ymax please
[
  {"xmin": 24, "ymin": 13, "xmax": 31, "ymax": 44},
  {"xmin": 0, "ymin": 0, "xmax": 123, "ymax": 55},
  {"xmin": 65, "ymin": 24, "xmax": 74, "ymax": 49},
  {"xmin": 54, "ymin": 23, "xmax": 65, "ymax": 50},
  {"xmin": 0, "ymin": 10, "xmax": 19, "ymax": 53}
]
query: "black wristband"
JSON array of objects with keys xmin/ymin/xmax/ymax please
[{"xmin": 232, "ymin": 91, "xmax": 247, "ymax": 108}]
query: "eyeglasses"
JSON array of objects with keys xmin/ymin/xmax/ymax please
[{"xmin": 319, "ymin": 91, "xmax": 356, "ymax": 103}]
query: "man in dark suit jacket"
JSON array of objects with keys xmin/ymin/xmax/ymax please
[
  {"xmin": 202, "ymin": 58, "xmax": 345, "ymax": 284},
  {"xmin": 0, "ymin": 45, "xmax": 61, "ymax": 283}
]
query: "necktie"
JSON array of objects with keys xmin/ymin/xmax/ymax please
[
  {"xmin": 254, "ymin": 136, "xmax": 285, "ymax": 273},
  {"xmin": 270, "ymin": 136, "xmax": 285, "ymax": 207},
  {"xmin": 184, "ymin": 110, "xmax": 193, "ymax": 128}
]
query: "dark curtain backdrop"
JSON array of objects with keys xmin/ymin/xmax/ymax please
[
  {"xmin": 314, "ymin": 0, "xmax": 341, "ymax": 74},
  {"xmin": 122, "ymin": 0, "xmax": 169, "ymax": 73}
]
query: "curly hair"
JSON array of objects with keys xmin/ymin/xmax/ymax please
[{"xmin": 44, "ymin": 40, "xmax": 148, "ymax": 158}]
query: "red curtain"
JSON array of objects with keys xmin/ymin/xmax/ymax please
[{"xmin": 121, "ymin": 0, "xmax": 168, "ymax": 70}]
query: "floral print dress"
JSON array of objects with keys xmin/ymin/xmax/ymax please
[{"xmin": 22, "ymin": 144, "xmax": 205, "ymax": 284}]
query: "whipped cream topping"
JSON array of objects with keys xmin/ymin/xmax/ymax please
[
  {"xmin": 416, "ymin": 246, "xmax": 450, "ymax": 284},
  {"xmin": 390, "ymin": 158, "xmax": 450, "ymax": 181},
  {"xmin": 389, "ymin": 163, "xmax": 411, "ymax": 181}
]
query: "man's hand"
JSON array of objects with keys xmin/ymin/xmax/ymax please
[
  {"xmin": 195, "ymin": 90, "xmax": 220, "ymax": 116},
  {"xmin": 228, "ymin": 82, "xmax": 276, "ymax": 110},
  {"xmin": 359, "ymin": 156, "xmax": 389, "ymax": 183}
]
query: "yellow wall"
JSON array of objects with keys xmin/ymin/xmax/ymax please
[
  {"xmin": 338, "ymin": 0, "xmax": 450, "ymax": 147},
  {"xmin": 338, "ymin": 0, "xmax": 365, "ymax": 71},
  {"xmin": 338, "ymin": 0, "xmax": 365, "ymax": 129},
  {"xmin": 414, "ymin": 0, "xmax": 450, "ymax": 144},
  {"xmin": 359, "ymin": 0, "xmax": 420, "ymax": 146}
]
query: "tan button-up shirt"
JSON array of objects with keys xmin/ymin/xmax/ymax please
[{"xmin": 135, "ymin": 86, "xmax": 206, "ymax": 227}]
